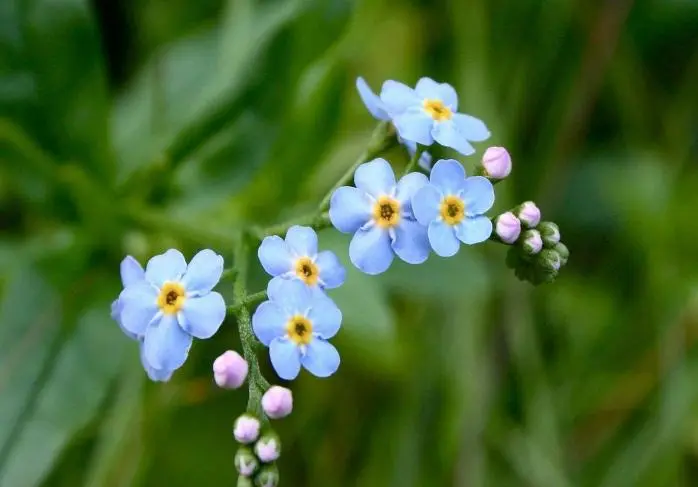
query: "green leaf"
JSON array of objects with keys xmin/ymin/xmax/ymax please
[
  {"xmin": 0, "ymin": 0, "xmax": 112, "ymax": 180},
  {"xmin": 0, "ymin": 303, "xmax": 129, "ymax": 487}
]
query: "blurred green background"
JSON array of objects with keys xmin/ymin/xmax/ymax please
[{"xmin": 1, "ymin": 0, "xmax": 698, "ymax": 486}]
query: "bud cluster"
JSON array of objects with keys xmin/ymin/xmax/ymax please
[
  {"xmin": 493, "ymin": 202, "xmax": 569, "ymax": 284},
  {"xmin": 232, "ymin": 386, "xmax": 293, "ymax": 486}
]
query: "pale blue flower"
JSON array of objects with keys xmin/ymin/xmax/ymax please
[
  {"xmin": 329, "ymin": 158, "xmax": 430, "ymax": 275},
  {"xmin": 252, "ymin": 278, "xmax": 342, "ymax": 380},
  {"xmin": 380, "ymin": 77, "xmax": 490, "ymax": 156},
  {"xmin": 118, "ymin": 249, "xmax": 226, "ymax": 373},
  {"xmin": 257, "ymin": 225, "xmax": 345, "ymax": 290},
  {"xmin": 111, "ymin": 256, "xmax": 173, "ymax": 382},
  {"xmin": 412, "ymin": 159, "xmax": 495, "ymax": 257},
  {"xmin": 356, "ymin": 77, "xmax": 433, "ymax": 170}
]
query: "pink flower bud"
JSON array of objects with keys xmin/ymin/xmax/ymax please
[
  {"xmin": 213, "ymin": 350, "xmax": 248, "ymax": 389},
  {"xmin": 255, "ymin": 435, "xmax": 281, "ymax": 463},
  {"xmin": 482, "ymin": 146, "xmax": 512, "ymax": 179},
  {"xmin": 495, "ymin": 212, "xmax": 521, "ymax": 244},
  {"xmin": 521, "ymin": 230, "xmax": 543, "ymax": 255},
  {"xmin": 234, "ymin": 415, "xmax": 260, "ymax": 444},
  {"xmin": 517, "ymin": 201, "xmax": 541, "ymax": 228},
  {"xmin": 261, "ymin": 386, "xmax": 293, "ymax": 419},
  {"xmin": 234, "ymin": 447, "xmax": 258, "ymax": 477}
]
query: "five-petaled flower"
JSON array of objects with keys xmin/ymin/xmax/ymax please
[
  {"xmin": 356, "ymin": 77, "xmax": 433, "ymax": 171},
  {"xmin": 380, "ymin": 77, "xmax": 490, "ymax": 156},
  {"xmin": 412, "ymin": 159, "xmax": 495, "ymax": 257},
  {"xmin": 252, "ymin": 278, "xmax": 341, "ymax": 380},
  {"xmin": 329, "ymin": 158, "xmax": 431, "ymax": 275},
  {"xmin": 117, "ymin": 249, "xmax": 226, "ymax": 374},
  {"xmin": 258, "ymin": 225, "xmax": 345, "ymax": 290}
]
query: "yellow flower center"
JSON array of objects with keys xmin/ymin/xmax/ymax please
[
  {"xmin": 286, "ymin": 315, "xmax": 313, "ymax": 345},
  {"xmin": 440, "ymin": 195, "xmax": 465, "ymax": 225},
  {"xmin": 294, "ymin": 257, "xmax": 319, "ymax": 286},
  {"xmin": 157, "ymin": 281, "xmax": 186, "ymax": 315},
  {"xmin": 372, "ymin": 196, "xmax": 401, "ymax": 228},
  {"xmin": 423, "ymin": 99, "xmax": 453, "ymax": 121}
]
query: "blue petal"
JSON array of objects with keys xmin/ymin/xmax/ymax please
[
  {"xmin": 301, "ymin": 339, "xmax": 340, "ymax": 378},
  {"xmin": 307, "ymin": 295, "xmax": 341, "ymax": 339},
  {"xmin": 258, "ymin": 236, "xmax": 293, "ymax": 277},
  {"xmin": 432, "ymin": 120, "xmax": 475, "ymax": 156},
  {"xmin": 462, "ymin": 176, "xmax": 495, "ymax": 215},
  {"xmin": 415, "ymin": 78, "xmax": 458, "ymax": 110},
  {"xmin": 143, "ymin": 314, "xmax": 192, "ymax": 371},
  {"xmin": 139, "ymin": 342, "xmax": 173, "ymax": 382},
  {"xmin": 349, "ymin": 226, "xmax": 394, "ymax": 275},
  {"xmin": 329, "ymin": 187, "xmax": 372, "ymax": 234},
  {"xmin": 145, "ymin": 249, "xmax": 187, "ymax": 287},
  {"xmin": 419, "ymin": 151, "xmax": 433, "ymax": 171},
  {"xmin": 120, "ymin": 256, "xmax": 144, "ymax": 287},
  {"xmin": 119, "ymin": 281, "xmax": 159, "ymax": 337},
  {"xmin": 392, "ymin": 219, "xmax": 430, "ymax": 264},
  {"xmin": 453, "ymin": 113, "xmax": 490, "ymax": 142},
  {"xmin": 285, "ymin": 225, "xmax": 318, "ymax": 257},
  {"xmin": 379, "ymin": 79, "xmax": 420, "ymax": 115},
  {"xmin": 395, "ymin": 171, "xmax": 428, "ymax": 215},
  {"xmin": 394, "ymin": 108, "xmax": 434, "ymax": 146},
  {"xmin": 428, "ymin": 220, "xmax": 460, "ymax": 257},
  {"xmin": 411, "ymin": 184, "xmax": 442, "ymax": 225},
  {"xmin": 112, "ymin": 298, "xmax": 139, "ymax": 340},
  {"xmin": 354, "ymin": 158, "xmax": 396, "ymax": 198},
  {"xmin": 181, "ymin": 249, "xmax": 223, "ymax": 296},
  {"xmin": 179, "ymin": 292, "xmax": 226, "ymax": 339},
  {"xmin": 268, "ymin": 278, "xmax": 313, "ymax": 315},
  {"xmin": 252, "ymin": 300, "xmax": 288, "ymax": 346},
  {"xmin": 315, "ymin": 250, "xmax": 345, "ymax": 289},
  {"xmin": 430, "ymin": 159, "xmax": 466, "ymax": 195},
  {"xmin": 356, "ymin": 77, "xmax": 390, "ymax": 121},
  {"xmin": 269, "ymin": 337, "xmax": 302, "ymax": 380},
  {"xmin": 266, "ymin": 276, "xmax": 286, "ymax": 302},
  {"xmin": 455, "ymin": 216, "xmax": 493, "ymax": 245}
]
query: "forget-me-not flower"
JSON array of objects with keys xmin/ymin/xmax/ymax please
[
  {"xmin": 252, "ymin": 278, "xmax": 342, "ymax": 380},
  {"xmin": 356, "ymin": 77, "xmax": 433, "ymax": 171},
  {"xmin": 329, "ymin": 158, "xmax": 430, "ymax": 275},
  {"xmin": 380, "ymin": 77, "xmax": 490, "ymax": 156},
  {"xmin": 258, "ymin": 225, "xmax": 345, "ymax": 290},
  {"xmin": 111, "ymin": 256, "xmax": 173, "ymax": 382},
  {"xmin": 412, "ymin": 159, "xmax": 495, "ymax": 257},
  {"xmin": 118, "ymin": 249, "xmax": 226, "ymax": 373}
]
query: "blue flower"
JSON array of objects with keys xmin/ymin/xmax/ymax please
[
  {"xmin": 258, "ymin": 225, "xmax": 345, "ymax": 290},
  {"xmin": 379, "ymin": 77, "xmax": 490, "ymax": 156},
  {"xmin": 252, "ymin": 278, "xmax": 342, "ymax": 380},
  {"xmin": 117, "ymin": 249, "xmax": 226, "ymax": 373},
  {"xmin": 412, "ymin": 159, "xmax": 495, "ymax": 257},
  {"xmin": 329, "ymin": 158, "xmax": 430, "ymax": 274},
  {"xmin": 356, "ymin": 77, "xmax": 433, "ymax": 170},
  {"xmin": 111, "ymin": 256, "xmax": 173, "ymax": 382}
]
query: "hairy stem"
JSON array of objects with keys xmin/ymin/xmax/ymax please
[
  {"xmin": 227, "ymin": 289, "xmax": 268, "ymax": 315},
  {"xmin": 402, "ymin": 144, "xmax": 426, "ymax": 176}
]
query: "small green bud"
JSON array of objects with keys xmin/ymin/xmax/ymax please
[
  {"xmin": 538, "ymin": 221, "xmax": 560, "ymax": 247},
  {"xmin": 255, "ymin": 464, "xmax": 279, "ymax": 487},
  {"xmin": 235, "ymin": 447, "xmax": 258, "ymax": 477},
  {"xmin": 537, "ymin": 249, "xmax": 562, "ymax": 272},
  {"xmin": 520, "ymin": 229, "xmax": 543, "ymax": 255},
  {"xmin": 237, "ymin": 476, "xmax": 254, "ymax": 487},
  {"xmin": 554, "ymin": 242, "xmax": 569, "ymax": 266}
]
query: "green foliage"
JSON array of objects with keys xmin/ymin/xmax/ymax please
[{"xmin": 1, "ymin": 0, "xmax": 698, "ymax": 486}]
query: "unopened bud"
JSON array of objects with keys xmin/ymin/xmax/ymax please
[
  {"xmin": 237, "ymin": 476, "xmax": 254, "ymax": 487},
  {"xmin": 494, "ymin": 212, "xmax": 521, "ymax": 244},
  {"xmin": 521, "ymin": 230, "xmax": 543, "ymax": 255},
  {"xmin": 537, "ymin": 249, "xmax": 562, "ymax": 272},
  {"xmin": 517, "ymin": 201, "xmax": 541, "ymax": 228},
  {"xmin": 255, "ymin": 464, "xmax": 280, "ymax": 487},
  {"xmin": 213, "ymin": 350, "xmax": 248, "ymax": 389},
  {"xmin": 255, "ymin": 433, "xmax": 281, "ymax": 463},
  {"xmin": 234, "ymin": 414, "xmax": 260, "ymax": 444},
  {"xmin": 235, "ymin": 447, "xmax": 258, "ymax": 477},
  {"xmin": 538, "ymin": 221, "xmax": 560, "ymax": 247},
  {"xmin": 262, "ymin": 386, "xmax": 293, "ymax": 419},
  {"xmin": 481, "ymin": 146, "xmax": 512, "ymax": 179},
  {"xmin": 554, "ymin": 242, "xmax": 569, "ymax": 266}
]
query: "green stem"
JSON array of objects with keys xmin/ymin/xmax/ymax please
[
  {"xmin": 250, "ymin": 212, "xmax": 331, "ymax": 241},
  {"xmin": 403, "ymin": 144, "xmax": 426, "ymax": 176},
  {"xmin": 226, "ymin": 289, "xmax": 268, "ymax": 315},
  {"xmin": 231, "ymin": 234, "xmax": 270, "ymax": 417}
]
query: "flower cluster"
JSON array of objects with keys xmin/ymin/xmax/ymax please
[
  {"xmin": 493, "ymin": 202, "xmax": 569, "ymax": 284},
  {"xmin": 109, "ymin": 74, "xmax": 571, "ymax": 484}
]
